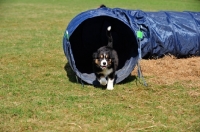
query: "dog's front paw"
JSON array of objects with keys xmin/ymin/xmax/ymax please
[
  {"xmin": 107, "ymin": 85, "xmax": 114, "ymax": 90},
  {"xmin": 106, "ymin": 78, "xmax": 114, "ymax": 90},
  {"xmin": 99, "ymin": 78, "xmax": 107, "ymax": 86}
]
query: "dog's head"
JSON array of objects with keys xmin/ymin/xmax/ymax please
[{"xmin": 93, "ymin": 50, "xmax": 112, "ymax": 69}]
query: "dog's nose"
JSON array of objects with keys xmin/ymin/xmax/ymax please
[{"xmin": 103, "ymin": 62, "xmax": 106, "ymax": 65}]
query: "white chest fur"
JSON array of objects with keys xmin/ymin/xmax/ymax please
[{"xmin": 99, "ymin": 68, "xmax": 113, "ymax": 77}]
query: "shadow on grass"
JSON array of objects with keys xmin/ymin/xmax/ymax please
[
  {"xmin": 64, "ymin": 62, "xmax": 137, "ymax": 88},
  {"xmin": 118, "ymin": 75, "xmax": 137, "ymax": 84},
  {"xmin": 64, "ymin": 63, "xmax": 77, "ymax": 83}
]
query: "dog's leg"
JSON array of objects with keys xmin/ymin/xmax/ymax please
[
  {"xmin": 107, "ymin": 78, "xmax": 114, "ymax": 90},
  {"xmin": 99, "ymin": 77, "xmax": 107, "ymax": 86}
]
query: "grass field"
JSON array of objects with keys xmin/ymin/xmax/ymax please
[{"xmin": 0, "ymin": 0, "xmax": 200, "ymax": 131}]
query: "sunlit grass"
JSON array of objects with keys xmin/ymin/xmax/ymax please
[{"xmin": 0, "ymin": 0, "xmax": 200, "ymax": 131}]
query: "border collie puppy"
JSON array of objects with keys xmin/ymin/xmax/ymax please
[{"xmin": 93, "ymin": 26, "xmax": 118, "ymax": 90}]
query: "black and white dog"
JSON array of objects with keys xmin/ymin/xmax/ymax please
[{"xmin": 93, "ymin": 26, "xmax": 118, "ymax": 90}]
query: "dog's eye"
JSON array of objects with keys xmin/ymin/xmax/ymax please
[
  {"xmin": 100, "ymin": 55, "xmax": 103, "ymax": 59},
  {"xmin": 105, "ymin": 55, "xmax": 108, "ymax": 59}
]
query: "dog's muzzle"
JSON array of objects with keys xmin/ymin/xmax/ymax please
[{"xmin": 100, "ymin": 59, "xmax": 107, "ymax": 69}]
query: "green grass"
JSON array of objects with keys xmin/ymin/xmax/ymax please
[{"xmin": 0, "ymin": 0, "xmax": 200, "ymax": 131}]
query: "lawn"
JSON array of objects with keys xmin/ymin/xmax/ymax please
[{"xmin": 0, "ymin": 0, "xmax": 200, "ymax": 131}]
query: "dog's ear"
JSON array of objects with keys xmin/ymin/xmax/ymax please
[
  {"xmin": 93, "ymin": 52, "xmax": 97, "ymax": 59},
  {"xmin": 93, "ymin": 52, "xmax": 99, "ymax": 64},
  {"xmin": 111, "ymin": 50, "xmax": 118, "ymax": 66}
]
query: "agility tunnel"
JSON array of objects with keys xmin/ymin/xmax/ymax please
[{"xmin": 63, "ymin": 6, "xmax": 200, "ymax": 85}]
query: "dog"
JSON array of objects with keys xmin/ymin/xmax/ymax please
[{"xmin": 93, "ymin": 26, "xmax": 118, "ymax": 90}]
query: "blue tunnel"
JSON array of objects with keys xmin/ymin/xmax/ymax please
[{"xmin": 63, "ymin": 7, "xmax": 200, "ymax": 85}]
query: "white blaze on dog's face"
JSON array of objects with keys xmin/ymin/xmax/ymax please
[
  {"xmin": 95, "ymin": 52, "xmax": 112, "ymax": 69},
  {"xmin": 100, "ymin": 53, "xmax": 108, "ymax": 68}
]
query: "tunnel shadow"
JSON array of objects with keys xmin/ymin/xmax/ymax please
[
  {"xmin": 118, "ymin": 75, "xmax": 137, "ymax": 84},
  {"xmin": 64, "ymin": 62, "xmax": 77, "ymax": 83},
  {"xmin": 64, "ymin": 62, "xmax": 137, "ymax": 88},
  {"xmin": 64, "ymin": 63, "xmax": 104, "ymax": 89}
]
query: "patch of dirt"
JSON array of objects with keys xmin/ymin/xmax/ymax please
[{"xmin": 132, "ymin": 56, "xmax": 200, "ymax": 87}]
